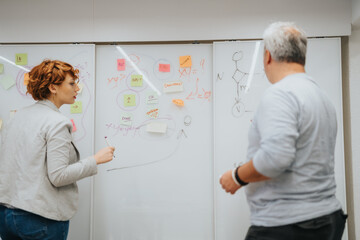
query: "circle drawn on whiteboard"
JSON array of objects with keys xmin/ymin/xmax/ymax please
[
  {"xmin": 153, "ymin": 59, "xmax": 174, "ymax": 81},
  {"xmin": 232, "ymin": 51, "xmax": 243, "ymax": 62},
  {"xmin": 16, "ymin": 69, "xmax": 32, "ymax": 98},
  {"xmin": 125, "ymin": 69, "xmax": 149, "ymax": 92},
  {"xmin": 116, "ymin": 89, "xmax": 140, "ymax": 111},
  {"xmin": 184, "ymin": 115, "xmax": 192, "ymax": 126}
]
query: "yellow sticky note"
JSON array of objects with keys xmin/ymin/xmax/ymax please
[
  {"xmin": 124, "ymin": 94, "xmax": 136, "ymax": 107},
  {"xmin": 70, "ymin": 101, "xmax": 82, "ymax": 114},
  {"xmin": 24, "ymin": 73, "xmax": 30, "ymax": 86},
  {"xmin": 0, "ymin": 64, "xmax": 4, "ymax": 74},
  {"xmin": 0, "ymin": 118, "xmax": 3, "ymax": 130},
  {"xmin": 15, "ymin": 53, "xmax": 28, "ymax": 66},
  {"xmin": 179, "ymin": 55, "xmax": 192, "ymax": 68},
  {"xmin": 131, "ymin": 74, "xmax": 143, "ymax": 87},
  {"xmin": 0, "ymin": 75, "xmax": 15, "ymax": 90}
]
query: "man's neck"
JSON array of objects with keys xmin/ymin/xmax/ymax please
[{"xmin": 271, "ymin": 62, "xmax": 305, "ymax": 84}]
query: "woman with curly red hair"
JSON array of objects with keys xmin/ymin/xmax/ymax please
[{"xmin": 0, "ymin": 60, "xmax": 115, "ymax": 240}]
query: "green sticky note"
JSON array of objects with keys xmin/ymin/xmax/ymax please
[
  {"xmin": 70, "ymin": 101, "xmax": 82, "ymax": 114},
  {"xmin": 0, "ymin": 75, "xmax": 15, "ymax": 90},
  {"xmin": 124, "ymin": 94, "xmax": 136, "ymax": 107},
  {"xmin": 0, "ymin": 64, "xmax": 4, "ymax": 74},
  {"xmin": 131, "ymin": 74, "xmax": 143, "ymax": 87},
  {"xmin": 15, "ymin": 53, "xmax": 28, "ymax": 66}
]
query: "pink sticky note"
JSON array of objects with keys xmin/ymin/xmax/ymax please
[
  {"xmin": 117, "ymin": 59, "xmax": 125, "ymax": 71},
  {"xmin": 159, "ymin": 64, "xmax": 170, "ymax": 72},
  {"xmin": 71, "ymin": 119, "xmax": 77, "ymax": 132}
]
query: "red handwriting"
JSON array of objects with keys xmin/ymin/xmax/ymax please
[
  {"xmin": 200, "ymin": 58, "xmax": 205, "ymax": 71},
  {"xmin": 146, "ymin": 108, "xmax": 159, "ymax": 119},
  {"xmin": 107, "ymin": 74, "xmax": 126, "ymax": 88},
  {"xmin": 178, "ymin": 67, "xmax": 192, "ymax": 78},
  {"xmin": 186, "ymin": 78, "xmax": 211, "ymax": 101}
]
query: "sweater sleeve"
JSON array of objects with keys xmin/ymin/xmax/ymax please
[
  {"xmin": 252, "ymin": 88, "xmax": 300, "ymax": 178},
  {"xmin": 46, "ymin": 119, "xmax": 97, "ymax": 187}
]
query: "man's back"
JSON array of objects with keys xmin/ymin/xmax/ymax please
[{"xmin": 245, "ymin": 73, "xmax": 341, "ymax": 226}]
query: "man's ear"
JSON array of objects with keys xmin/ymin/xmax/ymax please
[{"xmin": 264, "ymin": 50, "xmax": 272, "ymax": 65}]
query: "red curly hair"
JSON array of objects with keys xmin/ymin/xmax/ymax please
[{"xmin": 26, "ymin": 60, "xmax": 79, "ymax": 101}]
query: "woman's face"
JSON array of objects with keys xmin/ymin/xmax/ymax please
[{"xmin": 52, "ymin": 74, "xmax": 79, "ymax": 108}]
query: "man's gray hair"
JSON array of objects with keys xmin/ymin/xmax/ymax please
[{"xmin": 263, "ymin": 22, "xmax": 307, "ymax": 65}]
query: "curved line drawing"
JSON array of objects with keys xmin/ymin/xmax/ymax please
[
  {"xmin": 15, "ymin": 68, "xmax": 33, "ymax": 98},
  {"xmin": 125, "ymin": 69, "xmax": 150, "ymax": 92},
  {"xmin": 74, "ymin": 74, "xmax": 91, "ymax": 142},
  {"xmin": 153, "ymin": 58, "xmax": 174, "ymax": 81},
  {"xmin": 106, "ymin": 138, "xmax": 182, "ymax": 171}
]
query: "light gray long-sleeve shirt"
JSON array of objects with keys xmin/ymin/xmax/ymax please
[
  {"xmin": 245, "ymin": 73, "xmax": 342, "ymax": 227},
  {"xmin": 0, "ymin": 100, "xmax": 97, "ymax": 221}
]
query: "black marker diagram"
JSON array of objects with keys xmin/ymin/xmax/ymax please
[{"xmin": 231, "ymin": 51, "xmax": 249, "ymax": 118}]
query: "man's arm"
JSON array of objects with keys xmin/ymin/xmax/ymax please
[{"xmin": 219, "ymin": 160, "xmax": 270, "ymax": 194}]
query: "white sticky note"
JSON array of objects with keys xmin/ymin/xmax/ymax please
[
  {"xmin": 0, "ymin": 118, "xmax": 3, "ymax": 130},
  {"xmin": 146, "ymin": 91, "xmax": 159, "ymax": 104},
  {"xmin": 146, "ymin": 122, "xmax": 167, "ymax": 133},
  {"xmin": 163, "ymin": 81, "xmax": 183, "ymax": 93},
  {"xmin": 120, "ymin": 112, "xmax": 133, "ymax": 126}
]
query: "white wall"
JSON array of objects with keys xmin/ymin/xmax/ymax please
[
  {"xmin": 352, "ymin": 0, "xmax": 360, "ymax": 25},
  {"xmin": 0, "ymin": 0, "xmax": 351, "ymax": 43},
  {"xmin": 348, "ymin": 26, "xmax": 360, "ymax": 240}
]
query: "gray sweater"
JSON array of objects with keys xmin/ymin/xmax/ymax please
[
  {"xmin": 0, "ymin": 100, "xmax": 97, "ymax": 221},
  {"xmin": 245, "ymin": 73, "xmax": 342, "ymax": 226}
]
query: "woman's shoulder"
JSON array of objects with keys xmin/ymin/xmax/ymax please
[{"xmin": 21, "ymin": 101, "xmax": 71, "ymax": 127}]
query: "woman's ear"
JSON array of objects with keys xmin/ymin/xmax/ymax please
[{"xmin": 48, "ymin": 84, "xmax": 57, "ymax": 94}]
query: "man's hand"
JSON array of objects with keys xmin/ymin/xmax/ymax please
[{"xmin": 219, "ymin": 169, "xmax": 241, "ymax": 194}]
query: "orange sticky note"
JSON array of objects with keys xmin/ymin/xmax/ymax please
[
  {"xmin": 24, "ymin": 73, "xmax": 30, "ymax": 86},
  {"xmin": 159, "ymin": 64, "xmax": 170, "ymax": 72},
  {"xmin": 179, "ymin": 55, "xmax": 192, "ymax": 68},
  {"xmin": 71, "ymin": 119, "xmax": 77, "ymax": 132},
  {"xmin": 117, "ymin": 59, "xmax": 125, "ymax": 71},
  {"xmin": 146, "ymin": 108, "xmax": 159, "ymax": 119},
  {"xmin": 172, "ymin": 99, "xmax": 184, "ymax": 106}
]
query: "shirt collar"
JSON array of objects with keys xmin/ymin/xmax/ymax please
[{"xmin": 36, "ymin": 99, "xmax": 61, "ymax": 113}]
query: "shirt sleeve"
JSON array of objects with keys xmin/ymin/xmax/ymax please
[
  {"xmin": 46, "ymin": 119, "xmax": 98, "ymax": 187},
  {"xmin": 252, "ymin": 87, "xmax": 300, "ymax": 178}
]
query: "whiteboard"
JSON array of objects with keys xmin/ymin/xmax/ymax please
[
  {"xmin": 213, "ymin": 38, "xmax": 347, "ymax": 240},
  {"xmin": 0, "ymin": 44, "xmax": 95, "ymax": 240},
  {"xmin": 93, "ymin": 44, "xmax": 214, "ymax": 240}
]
